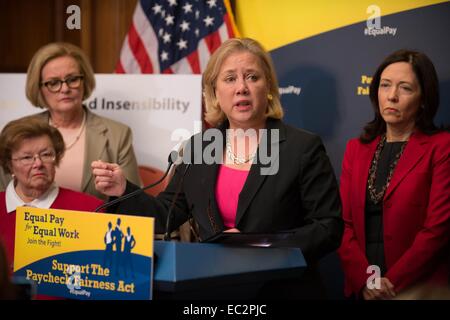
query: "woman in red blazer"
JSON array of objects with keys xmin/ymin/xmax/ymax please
[
  {"xmin": 338, "ymin": 49, "xmax": 450, "ymax": 299},
  {"xmin": 0, "ymin": 118, "xmax": 103, "ymax": 281}
]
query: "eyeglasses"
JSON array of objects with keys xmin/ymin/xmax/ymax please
[
  {"xmin": 11, "ymin": 151, "xmax": 56, "ymax": 166},
  {"xmin": 41, "ymin": 75, "xmax": 84, "ymax": 93}
]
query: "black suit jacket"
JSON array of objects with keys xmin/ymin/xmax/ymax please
[{"xmin": 116, "ymin": 119, "xmax": 343, "ymax": 264}]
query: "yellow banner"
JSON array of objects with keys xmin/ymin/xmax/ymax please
[
  {"xmin": 14, "ymin": 207, "xmax": 154, "ymax": 299},
  {"xmin": 235, "ymin": 0, "xmax": 448, "ymax": 50}
]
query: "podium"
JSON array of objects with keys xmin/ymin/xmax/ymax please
[{"xmin": 153, "ymin": 241, "xmax": 306, "ymax": 299}]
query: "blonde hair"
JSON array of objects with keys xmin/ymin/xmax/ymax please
[
  {"xmin": 26, "ymin": 42, "xmax": 95, "ymax": 109},
  {"xmin": 203, "ymin": 38, "xmax": 283, "ymax": 127}
]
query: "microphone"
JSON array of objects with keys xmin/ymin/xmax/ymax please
[
  {"xmin": 94, "ymin": 151, "xmax": 180, "ymax": 212},
  {"xmin": 163, "ymin": 163, "xmax": 191, "ymax": 241}
]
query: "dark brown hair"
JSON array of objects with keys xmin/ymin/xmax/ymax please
[
  {"xmin": 0, "ymin": 117, "xmax": 65, "ymax": 173},
  {"xmin": 0, "ymin": 241, "xmax": 19, "ymax": 299},
  {"xmin": 361, "ymin": 49, "xmax": 440, "ymax": 143}
]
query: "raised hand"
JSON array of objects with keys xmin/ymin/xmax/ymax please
[{"xmin": 91, "ymin": 160, "xmax": 127, "ymax": 197}]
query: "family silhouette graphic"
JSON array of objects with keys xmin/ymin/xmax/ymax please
[{"xmin": 103, "ymin": 218, "xmax": 137, "ymax": 277}]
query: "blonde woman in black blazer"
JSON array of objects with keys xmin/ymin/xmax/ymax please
[{"xmin": 92, "ymin": 38, "xmax": 343, "ymax": 299}]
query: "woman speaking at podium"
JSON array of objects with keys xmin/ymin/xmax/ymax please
[{"xmin": 92, "ymin": 38, "xmax": 343, "ymax": 299}]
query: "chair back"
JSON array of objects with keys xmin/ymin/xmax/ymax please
[{"xmin": 138, "ymin": 165, "xmax": 169, "ymax": 196}]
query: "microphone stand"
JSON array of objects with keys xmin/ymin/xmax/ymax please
[{"xmin": 163, "ymin": 164, "xmax": 191, "ymax": 241}]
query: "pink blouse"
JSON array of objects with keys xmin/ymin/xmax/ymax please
[{"xmin": 215, "ymin": 165, "xmax": 250, "ymax": 228}]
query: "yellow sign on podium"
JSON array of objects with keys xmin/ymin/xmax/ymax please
[{"xmin": 14, "ymin": 207, "xmax": 154, "ymax": 299}]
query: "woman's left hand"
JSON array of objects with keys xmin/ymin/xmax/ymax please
[{"xmin": 362, "ymin": 277, "xmax": 396, "ymax": 300}]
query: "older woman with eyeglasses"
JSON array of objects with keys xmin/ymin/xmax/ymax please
[
  {"xmin": 0, "ymin": 42, "xmax": 141, "ymax": 200},
  {"xmin": 0, "ymin": 117, "xmax": 103, "ymax": 274}
]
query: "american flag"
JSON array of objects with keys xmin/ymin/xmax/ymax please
[{"xmin": 116, "ymin": 0, "xmax": 239, "ymax": 74}]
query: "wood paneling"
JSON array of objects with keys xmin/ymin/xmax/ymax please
[
  {"xmin": 0, "ymin": 0, "xmax": 55, "ymax": 72},
  {"xmin": 0, "ymin": 0, "xmax": 137, "ymax": 73},
  {"xmin": 91, "ymin": 0, "xmax": 137, "ymax": 72}
]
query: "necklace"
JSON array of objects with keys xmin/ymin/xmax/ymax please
[
  {"xmin": 367, "ymin": 134, "xmax": 407, "ymax": 204},
  {"xmin": 226, "ymin": 132, "xmax": 256, "ymax": 165},
  {"xmin": 49, "ymin": 111, "xmax": 86, "ymax": 150}
]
